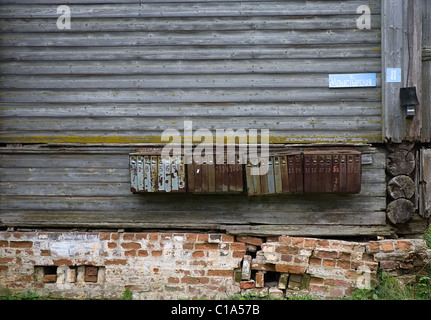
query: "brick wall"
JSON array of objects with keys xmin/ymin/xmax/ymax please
[{"xmin": 0, "ymin": 231, "xmax": 429, "ymax": 299}]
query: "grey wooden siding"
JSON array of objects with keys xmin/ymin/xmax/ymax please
[
  {"xmin": 0, "ymin": 0, "xmax": 382, "ymax": 144},
  {"xmin": 0, "ymin": 145, "xmax": 391, "ymax": 236}
]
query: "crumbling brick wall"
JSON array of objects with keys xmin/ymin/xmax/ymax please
[{"xmin": 0, "ymin": 231, "xmax": 429, "ymax": 299}]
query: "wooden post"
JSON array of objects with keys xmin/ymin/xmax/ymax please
[{"xmin": 382, "ymin": 0, "xmax": 425, "ymax": 142}]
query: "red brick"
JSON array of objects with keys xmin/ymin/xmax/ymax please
[
  {"xmin": 323, "ymin": 259, "xmax": 336, "ymax": 267},
  {"xmin": 339, "ymin": 252, "xmax": 352, "ymax": 261},
  {"xmin": 148, "ymin": 233, "xmax": 160, "ymax": 241},
  {"xmin": 53, "ymin": 259, "xmax": 73, "ymax": 266},
  {"xmin": 251, "ymin": 263, "xmax": 276, "ymax": 272},
  {"xmin": 324, "ymin": 279, "xmax": 352, "ymax": 288},
  {"xmin": 207, "ymin": 270, "xmax": 233, "ymax": 277},
  {"xmin": 275, "ymin": 264, "xmax": 307, "ymax": 274},
  {"xmin": 125, "ymin": 250, "xmax": 136, "ymax": 256},
  {"xmin": 281, "ymin": 254, "xmax": 293, "ymax": 263},
  {"xmin": 161, "ymin": 233, "xmax": 173, "ymax": 240},
  {"xmin": 168, "ymin": 277, "xmax": 180, "ymax": 284},
  {"xmin": 317, "ymin": 240, "xmax": 330, "ymax": 248},
  {"xmin": 121, "ymin": 242, "xmax": 141, "ymax": 249},
  {"xmin": 240, "ymin": 280, "xmax": 255, "ymax": 289},
  {"xmin": 230, "ymin": 242, "xmax": 246, "ymax": 251},
  {"xmin": 309, "ymin": 257, "xmax": 322, "ymax": 266},
  {"xmin": 291, "ymin": 237, "xmax": 304, "ymax": 247},
  {"xmin": 310, "ymin": 277, "xmax": 324, "ymax": 285},
  {"xmin": 275, "ymin": 245, "xmax": 298, "ymax": 255},
  {"xmin": 107, "ymin": 242, "xmax": 117, "ymax": 249},
  {"xmin": 380, "ymin": 260, "xmax": 398, "ymax": 270},
  {"xmin": 381, "ymin": 241, "xmax": 395, "ymax": 252},
  {"xmin": 151, "ymin": 250, "xmax": 163, "ymax": 257},
  {"xmin": 397, "ymin": 240, "xmax": 412, "ymax": 251},
  {"xmin": 105, "ymin": 259, "xmax": 127, "ymax": 265},
  {"xmin": 185, "ymin": 233, "xmax": 197, "ymax": 242},
  {"xmin": 182, "ymin": 276, "xmax": 208, "ymax": 284},
  {"xmin": 182, "ymin": 243, "xmax": 194, "ymax": 250},
  {"xmin": 0, "ymin": 266, "xmax": 8, "ymax": 272},
  {"xmin": 304, "ymin": 238, "xmax": 317, "ymax": 248},
  {"xmin": 0, "ymin": 240, "xmax": 8, "ymax": 247},
  {"xmin": 99, "ymin": 233, "xmax": 111, "ymax": 241},
  {"xmin": 233, "ymin": 251, "xmax": 245, "ymax": 258},
  {"xmin": 111, "ymin": 233, "xmax": 120, "ymax": 240},
  {"xmin": 197, "ymin": 234, "xmax": 209, "ymax": 242},
  {"xmin": 195, "ymin": 243, "xmax": 219, "ymax": 250},
  {"xmin": 336, "ymin": 260, "xmax": 351, "ymax": 269},
  {"xmin": 138, "ymin": 250, "xmax": 148, "ymax": 257},
  {"xmin": 314, "ymin": 250, "xmax": 338, "ymax": 259},
  {"xmin": 9, "ymin": 241, "xmax": 32, "ymax": 248},
  {"xmin": 236, "ymin": 236, "xmax": 263, "ymax": 246},
  {"xmin": 122, "ymin": 233, "xmax": 135, "ymax": 241},
  {"xmin": 255, "ymin": 272, "xmax": 265, "ymax": 288},
  {"xmin": 135, "ymin": 233, "xmax": 148, "ymax": 240},
  {"xmin": 222, "ymin": 234, "xmax": 235, "ymax": 242},
  {"xmin": 192, "ymin": 251, "xmax": 205, "ymax": 258}
]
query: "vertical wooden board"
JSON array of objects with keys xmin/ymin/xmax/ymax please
[
  {"xmin": 420, "ymin": 149, "xmax": 431, "ymax": 218},
  {"xmin": 137, "ymin": 155, "xmax": 144, "ymax": 192},
  {"xmin": 129, "ymin": 155, "xmax": 137, "ymax": 192}
]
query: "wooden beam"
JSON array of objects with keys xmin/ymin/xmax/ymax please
[{"xmin": 382, "ymin": 0, "xmax": 426, "ymax": 142}]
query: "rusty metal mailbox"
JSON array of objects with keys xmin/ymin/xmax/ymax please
[
  {"xmin": 130, "ymin": 151, "xmax": 186, "ymax": 193},
  {"xmin": 187, "ymin": 154, "xmax": 244, "ymax": 193},
  {"xmin": 246, "ymin": 151, "xmax": 303, "ymax": 196},
  {"xmin": 303, "ymin": 149, "xmax": 362, "ymax": 194}
]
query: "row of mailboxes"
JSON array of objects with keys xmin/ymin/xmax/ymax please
[{"xmin": 129, "ymin": 149, "xmax": 362, "ymax": 195}]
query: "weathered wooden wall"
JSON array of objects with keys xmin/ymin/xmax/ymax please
[
  {"xmin": 0, "ymin": 145, "xmax": 391, "ymax": 236},
  {"xmin": 0, "ymin": 0, "xmax": 382, "ymax": 144}
]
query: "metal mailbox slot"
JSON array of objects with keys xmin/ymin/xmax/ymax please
[{"xmin": 130, "ymin": 154, "xmax": 186, "ymax": 193}]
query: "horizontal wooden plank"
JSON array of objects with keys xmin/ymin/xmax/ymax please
[
  {"xmin": 0, "ymin": 74, "xmax": 383, "ymax": 90},
  {"xmin": 0, "ymin": 30, "xmax": 381, "ymax": 47},
  {"xmin": 0, "ymin": 102, "xmax": 383, "ymax": 118},
  {"xmin": 0, "ymin": 2, "xmax": 381, "ymax": 19},
  {"xmin": 0, "ymin": 45, "xmax": 382, "ymax": 61},
  {"xmin": 0, "ymin": 58, "xmax": 382, "ymax": 75},
  {"xmin": 0, "ymin": 16, "xmax": 382, "ymax": 33},
  {"xmin": 222, "ymin": 225, "xmax": 395, "ymax": 237}
]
